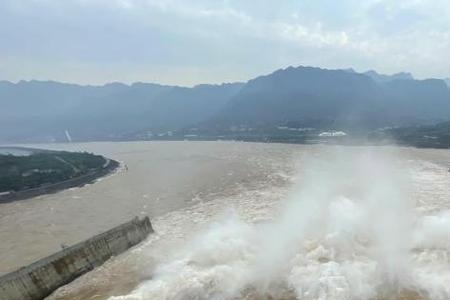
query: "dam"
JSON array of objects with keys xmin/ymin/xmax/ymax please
[{"xmin": 0, "ymin": 216, "xmax": 153, "ymax": 300}]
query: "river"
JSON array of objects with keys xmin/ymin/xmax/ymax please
[{"xmin": 0, "ymin": 141, "xmax": 449, "ymax": 300}]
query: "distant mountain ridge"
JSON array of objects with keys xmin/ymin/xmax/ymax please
[
  {"xmin": 342, "ymin": 69, "xmax": 414, "ymax": 82},
  {"xmin": 444, "ymin": 78, "xmax": 450, "ymax": 87},
  {"xmin": 1, "ymin": 66, "xmax": 450, "ymax": 142},
  {"xmin": 206, "ymin": 66, "xmax": 450, "ymax": 131},
  {"xmin": 363, "ymin": 70, "xmax": 414, "ymax": 83},
  {"xmin": 0, "ymin": 80, "xmax": 243, "ymax": 142}
]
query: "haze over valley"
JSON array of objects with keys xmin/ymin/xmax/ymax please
[{"xmin": 2, "ymin": 66, "xmax": 450, "ymax": 146}]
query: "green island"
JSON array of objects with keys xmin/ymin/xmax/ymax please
[{"xmin": 0, "ymin": 149, "xmax": 118, "ymax": 201}]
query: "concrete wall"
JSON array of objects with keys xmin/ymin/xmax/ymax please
[{"xmin": 0, "ymin": 216, "xmax": 153, "ymax": 300}]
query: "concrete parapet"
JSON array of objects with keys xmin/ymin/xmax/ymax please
[{"xmin": 0, "ymin": 216, "xmax": 153, "ymax": 300}]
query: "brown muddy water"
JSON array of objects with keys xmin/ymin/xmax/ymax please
[{"xmin": 0, "ymin": 141, "xmax": 449, "ymax": 300}]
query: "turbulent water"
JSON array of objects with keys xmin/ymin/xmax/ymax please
[{"xmin": 1, "ymin": 141, "xmax": 449, "ymax": 300}]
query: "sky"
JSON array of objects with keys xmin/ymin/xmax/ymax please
[{"xmin": 1, "ymin": 0, "xmax": 450, "ymax": 86}]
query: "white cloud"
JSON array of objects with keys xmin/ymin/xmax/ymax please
[{"xmin": 1, "ymin": 0, "xmax": 450, "ymax": 85}]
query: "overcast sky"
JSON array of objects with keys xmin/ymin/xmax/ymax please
[{"xmin": 1, "ymin": 0, "xmax": 450, "ymax": 86}]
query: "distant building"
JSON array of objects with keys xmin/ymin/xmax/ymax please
[{"xmin": 318, "ymin": 131, "xmax": 347, "ymax": 137}]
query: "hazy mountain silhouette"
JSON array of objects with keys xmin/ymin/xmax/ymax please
[
  {"xmin": 208, "ymin": 66, "xmax": 450, "ymax": 131},
  {"xmin": 1, "ymin": 66, "xmax": 450, "ymax": 142},
  {"xmin": 0, "ymin": 80, "xmax": 243, "ymax": 142},
  {"xmin": 444, "ymin": 78, "xmax": 450, "ymax": 87},
  {"xmin": 363, "ymin": 70, "xmax": 414, "ymax": 83}
]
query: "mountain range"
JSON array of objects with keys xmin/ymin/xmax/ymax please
[{"xmin": 1, "ymin": 66, "xmax": 450, "ymax": 143}]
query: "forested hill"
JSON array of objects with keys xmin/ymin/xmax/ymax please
[
  {"xmin": 0, "ymin": 150, "xmax": 108, "ymax": 193},
  {"xmin": 207, "ymin": 66, "xmax": 450, "ymax": 131},
  {"xmin": 0, "ymin": 81, "xmax": 243, "ymax": 142},
  {"xmin": 2, "ymin": 66, "xmax": 450, "ymax": 143}
]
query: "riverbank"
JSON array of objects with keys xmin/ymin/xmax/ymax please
[
  {"xmin": 97, "ymin": 135, "xmax": 450, "ymax": 149},
  {"xmin": 0, "ymin": 156, "xmax": 119, "ymax": 204}
]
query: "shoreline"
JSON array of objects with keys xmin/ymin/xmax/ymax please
[
  {"xmin": 0, "ymin": 158, "xmax": 120, "ymax": 204},
  {"xmin": 63, "ymin": 137, "xmax": 450, "ymax": 149},
  {"xmin": 2, "ymin": 132, "xmax": 450, "ymax": 150}
]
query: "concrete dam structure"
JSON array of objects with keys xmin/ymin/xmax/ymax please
[{"xmin": 0, "ymin": 216, "xmax": 153, "ymax": 300}]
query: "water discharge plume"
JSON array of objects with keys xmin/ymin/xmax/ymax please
[{"xmin": 109, "ymin": 147, "xmax": 450, "ymax": 300}]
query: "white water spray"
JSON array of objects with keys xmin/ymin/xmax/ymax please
[{"xmin": 110, "ymin": 148, "xmax": 450, "ymax": 300}]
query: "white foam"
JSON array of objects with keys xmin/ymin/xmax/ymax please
[{"xmin": 109, "ymin": 148, "xmax": 450, "ymax": 300}]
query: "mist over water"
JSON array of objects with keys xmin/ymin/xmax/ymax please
[{"xmin": 102, "ymin": 147, "xmax": 450, "ymax": 300}]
